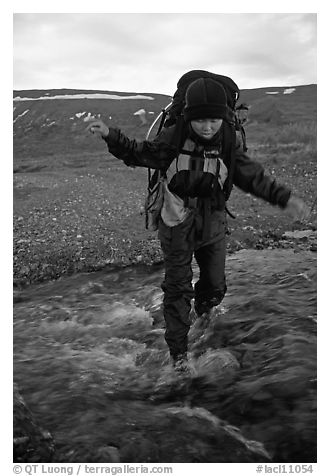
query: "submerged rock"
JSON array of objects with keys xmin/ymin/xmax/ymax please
[
  {"xmin": 118, "ymin": 404, "xmax": 270, "ymax": 463},
  {"xmin": 193, "ymin": 348, "xmax": 240, "ymax": 381},
  {"xmin": 13, "ymin": 384, "xmax": 54, "ymax": 462}
]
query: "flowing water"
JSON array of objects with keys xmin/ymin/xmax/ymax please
[{"xmin": 14, "ymin": 249, "xmax": 317, "ymax": 463}]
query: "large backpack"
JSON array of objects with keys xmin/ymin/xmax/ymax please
[
  {"xmin": 164, "ymin": 70, "xmax": 239, "ymax": 126},
  {"xmin": 144, "ymin": 70, "xmax": 246, "ymax": 231}
]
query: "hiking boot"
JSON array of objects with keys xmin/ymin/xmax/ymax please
[
  {"xmin": 194, "ymin": 300, "xmax": 212, "ymax": 318},
  {"xmin": 194, "ymin": 296, "xmax": 224, "ymax": 318},
  {"xmin": 172, "ymin": 353, "xmax": 189, "ymax": 373}
]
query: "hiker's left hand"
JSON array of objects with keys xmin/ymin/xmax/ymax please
[
  {"xmin": 85, "ymin": 119, "xmax": 109, "ymax": 138},
  {"xmin": 285, "ymin": 196, "xmax": 311, "ymax": 222}
]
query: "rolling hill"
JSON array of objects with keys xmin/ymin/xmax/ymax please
[{"xmin": 13, "ymin": 84, "xmax": 316, "ymax": 159}]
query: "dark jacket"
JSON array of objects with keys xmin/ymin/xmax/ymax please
[{"xmin": 103, "ymin": 123, "xmax": 291, "ymax": 209}]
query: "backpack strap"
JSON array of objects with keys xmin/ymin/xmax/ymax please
[
  {"xmin": 221, "ymin": 122, "xmax": 237, "ymax": 220},
  {"xmin": 234, "ymin": 115, "xmax": 248, "ymax": 152},
  {"xmin": 169, "ymin": 115, "xmax": 187, "ymax": 154},
  {"xmin": 222, "ymin": 122, "xmax": 237, "ymax": 201},
  {"xmin": 146, "ymin": 107, "xmax": 169, "ymax": 186}
]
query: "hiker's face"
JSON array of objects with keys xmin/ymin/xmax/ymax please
[{"xmin": 190, "ymin": 119, "xmax": 223, "ymax": 140}]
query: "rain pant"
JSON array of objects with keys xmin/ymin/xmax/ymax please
[{"xmin": 158, "ymin": 209, "xmax": 227, "ymax": 358}]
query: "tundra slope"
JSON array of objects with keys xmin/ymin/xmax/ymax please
[{"xmin": 13, "ymin": 84, "xmax": 316, "ymax": 285}]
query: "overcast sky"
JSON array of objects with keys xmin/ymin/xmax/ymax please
[{"xmin": 13, "ymin": 13, "xmax": 316, "ymax": 95}]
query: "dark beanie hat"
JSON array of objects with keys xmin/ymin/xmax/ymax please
[{"xmin": 183, "ymin": 77, "xmax": 228, "ymax": 122}]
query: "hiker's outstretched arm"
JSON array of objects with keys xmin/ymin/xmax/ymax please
[
  {"xmin": 85, "ymin": 119, "xmax": 176, "ymax": 168},
  {"xmin": 233, "ymin": 139, "xmax": 310, "ymax": 220},
  {"xmin": 233, "ymin": 143, "xmax": 291, "ymax": 208},
  {"xmin": 102, "ymin": 127, "xmax": 177, "ymax": 169}
]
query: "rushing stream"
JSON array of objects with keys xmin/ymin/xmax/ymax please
[{"xmin": 13, "ymin": 248, "xmax": 316, "ymax": 463}]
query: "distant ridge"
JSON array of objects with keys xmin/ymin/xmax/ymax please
[
  {"xmin": 13, "ymin": 84, "xmax": 316, "ymax": 99},
  {"xmin": 13, "ymin": 88, "xmax": 171, "ymax": 101},
  {"xmin": 13, "ymin": 84, "xmax": 316, "ymax": 158}
]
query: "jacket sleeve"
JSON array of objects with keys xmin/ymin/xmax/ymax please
[
  {"xmin": 232, "ymin": 134, "xmax": 291, "ymax": 208},
  {"xmin": 102, "ymin": 127, "xmax": 177, "ymax": 170}
]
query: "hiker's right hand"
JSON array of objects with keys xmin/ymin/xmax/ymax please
[
  {"xmin": 85, "ymin": 119, "xmax": 109, "ymax": 138},
  {"xmin": 285, "ymin": 195, "xmax": 310, "ymax": 222}
]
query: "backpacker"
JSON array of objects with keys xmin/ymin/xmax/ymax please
[{"xmin": 144, "ymin": 70, "xmax": 247, "ymax": 231}]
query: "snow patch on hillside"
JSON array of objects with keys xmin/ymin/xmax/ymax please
[
  {"xmin": 266, "ymin": 88, "xmax": 296, "ymax": 96},
  {"xmin": 14, "ymin": 109, "xmax": 30, "ymax": 123},
  {"xmin": 13, "ymin": 93, "xmax": 155, "ymax": 101},
  {"xmin": 133, "ymin": 109, "xmax": 146, "ymax": 116},
  {"xmin": 283, "ymin": 88, "xmax": 296, "ymax": 95},
  {"xmin": 41, "ymin": 121, "xmax": 56, "ymax": 127}
]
